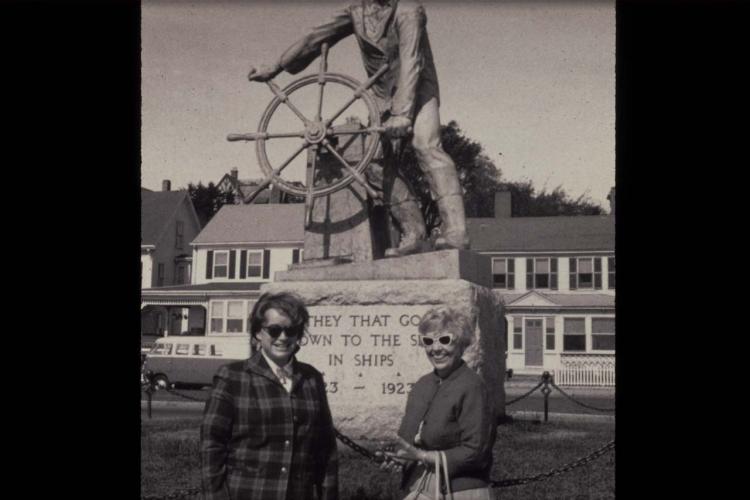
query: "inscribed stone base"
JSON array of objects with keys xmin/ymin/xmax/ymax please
[{"xmin": 261, "ymin": 279, "xmax": 506, "ymax": 440}]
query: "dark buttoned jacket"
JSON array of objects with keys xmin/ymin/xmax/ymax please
[
  {"xmin": 277, "ymin": 0, "xmax": 440, "ymax": 120},
  {"xmin": 200, "ymin": 352, "xmax": 338, "ymax": 500},
  {"xmin": 397, "ymin": 361, "xmax": 496, "ymax": 493}
]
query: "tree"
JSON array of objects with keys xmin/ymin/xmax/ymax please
[
  {"xmin": 398, "ymin": 120, "xmax": 605, "ymax": 235},
  {"xmin": 188, "ymin": 182, "xmax": 234, "ymax": 226}
]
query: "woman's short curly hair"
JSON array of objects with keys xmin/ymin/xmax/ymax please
[
  {"xmin": 248, "ymin": 291, "xmax": 309, "ymax": 340},
  {"xmin": 417, "ymin": 306, "xmax": 474, "ymax": 349}
]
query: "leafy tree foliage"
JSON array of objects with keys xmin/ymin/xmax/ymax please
[
  {"xmin": 399, "ymin": 120, "xmax": 605, "ymax": 235},
  {"xmin": 188, "ymin": 182, "xmax": 234, "ymax": 226}
]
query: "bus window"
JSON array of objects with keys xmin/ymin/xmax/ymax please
[
  {"xmin": 152, "ymin": 343, "xmax": 164, "ymax": 355},
  {"xmin": 210, "ymin": 345, "xmax": 223, "ymax": 356},
  {"xmin": 164, "ymin": 343, "xmax": 173, "ymax": 355},
  {"xmin": 193, "ymin": 344, "xmax": 207, "ymax": 356},
  {"xmin": 175, "ymin": 343, "xmax": 190, "ymax": 355}
]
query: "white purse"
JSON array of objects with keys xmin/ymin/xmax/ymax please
[{"xmin": 403, "ymin": 450, "xmax": 453, "ymax": 500}]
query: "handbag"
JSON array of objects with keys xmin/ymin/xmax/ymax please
[{"xmin": 402, "ymin": 450, "xmax": 452, "ymax": 500}]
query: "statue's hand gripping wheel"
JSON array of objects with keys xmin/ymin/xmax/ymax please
[{"xmin": 228, "ymin": 43, "xmax": 402, "ymax": 229}]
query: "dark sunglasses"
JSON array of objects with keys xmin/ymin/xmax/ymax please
[
  {"xmin": 420, "ymin": 333, "xmax": 455, "ymax": 347},
  {"xmin": 262, "ymin": 325, "xmax": 304, "ymax": 338}
]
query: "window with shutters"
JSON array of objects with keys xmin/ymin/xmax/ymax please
[
  {"xmin": 563, "ymin": 318, "xmax": 586, "ymax": 352},
  {"xmin": 608, "ymin": 257, "xmax": 616, "ymax": 289},
  {"xmin": 526, "ymin": 257, "xmax": 557, "ymax": 289},
  {"xmin": 157, "ymin": 263, "xmax": 165, "ymax": 287},
  {"xmin": 592, "ymin": 317, "xmax": 615, "ymax": 351},
  {"xmin": 213, "ymin": 251, "xmax": 229, "ymax": 278},
  {"xmin": 247, "ymin": 251, "xmax": 263, "ymax": 278},
  {"xmin": 570, "ymin": 257, "xmax": 602, "ymax": 289},
  {"xmin": 491, "ymin": 258, "xmax": 515, "ymax": 289}
]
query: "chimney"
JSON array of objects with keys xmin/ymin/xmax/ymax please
[
  {"xmin": 607, "ymin": 186, "xmax": 615, "ymax": 216},
  {"xmin": 230, "ymin": 167, "xmax": 238, "ymax": 179},
  {"xmin": 162, "ymin": 179, "xmax": 171, "ymax": 192},
  {"xmin": 494, "ymin": 191, "xmax": 511, "ymax": 218}
]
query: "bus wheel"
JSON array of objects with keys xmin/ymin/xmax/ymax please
[{"xmin": 153, "ymin": 374, "xmax": 170, "ymax": 390}]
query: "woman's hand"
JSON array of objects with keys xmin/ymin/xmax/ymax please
[{"xmin": 381, "ymin": 436, "xmax": 435, "ymax": 472}]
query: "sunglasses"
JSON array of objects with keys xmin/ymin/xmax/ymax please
[
  {"xmin": 420, "ymin": 333, "xmax": 455, "ymax": 347},
  {"xmin": 262, "ymin": 325, "xmax": 304, "ymax": 339}
]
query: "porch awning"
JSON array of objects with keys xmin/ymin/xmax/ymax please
[{"xmin": 141, "ymin": 282, "xmax": 264, "ymax": 306}]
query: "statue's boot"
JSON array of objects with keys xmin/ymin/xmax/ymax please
[
  {"xmin": 422, "ymin": 155, "xmax": 469, "ymax": 250},
  {"xmin": 384, "ymin": 175, "xmax": 429, "ymax": 258}
]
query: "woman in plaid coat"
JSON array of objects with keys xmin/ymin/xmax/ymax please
[{"xmin": 200, "ymin": 292, "xmax": 338, "ymax": 500}]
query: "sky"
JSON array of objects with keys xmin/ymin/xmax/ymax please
[{"xmin": 141, "ymin": 0, "xmax": 615, "ymax": 208}]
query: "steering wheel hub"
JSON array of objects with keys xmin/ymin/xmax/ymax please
[{"xmin": 304, "ymin": 121, "xmax": 327, "ymax": 144}]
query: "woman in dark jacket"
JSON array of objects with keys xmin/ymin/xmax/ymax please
[
  {"xmin": 200, "ymin": 292, "xmax": 338, "ymax": 500},
  {"xmin": 385, "ymin": 306, "xmax": 496, "ymax": 499}
]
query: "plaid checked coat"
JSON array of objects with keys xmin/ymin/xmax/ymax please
[{"xmin": 200, "ymin": 352, "xmax": 338, "ymax": 500}]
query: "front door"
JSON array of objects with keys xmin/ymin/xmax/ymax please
[{"xmin": 525, "ymin": 319, "xmax": 543, "ymax": 366}]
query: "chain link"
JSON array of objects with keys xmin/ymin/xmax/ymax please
[
  {"xmin": 491, "ymin": 439, "xmax": 615, "ymax": 488},
  {"xmin": 141, "ymin": 486, "xmax": 202, "ymax": 500},
  {"xmin": 333, "ymin": 427, "xmax": 386, "ymax": 464},
  {"xmin": 550, "ymin": 382, "xmax": 615, "ymax": 412},
  {"xmin": 505, "ymin": 381, "xmax": 544, "ymax": 405}
]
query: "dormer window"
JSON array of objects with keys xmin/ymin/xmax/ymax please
[
  {"xmin": 526, "ymin": 258, "xmax": 557, "ymax": 290},
  {"xmin": 246, "ymin": 251, "xmax": 263, "ymax": 278},
  {"xmin": 492, "ymin": 258, "xmax": 515, "ymax": 289},
  {"xmin": 570, "ymin": 257, "xmax": 602, "ymax": 290}
]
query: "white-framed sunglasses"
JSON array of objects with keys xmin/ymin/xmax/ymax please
[{"xmin": 419, "ymin": 333, "xmax": 455, "ymax": 347}]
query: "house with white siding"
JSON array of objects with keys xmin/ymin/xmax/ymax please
[
  {"xmin": 467, "ymin": 192, "xmax": 615, "ymax": 384},
  {"xmin": 141, "ymin": 203, "xmax": 304, "ymax": 338}
]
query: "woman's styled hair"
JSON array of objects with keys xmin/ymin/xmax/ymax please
[
  {"xmin": 248, "ymin": 291, "xmax": 309, "ymax": 340},
  {"xmin": 417, "ymin": 306, "xmax": 474, "ymax": 349}
]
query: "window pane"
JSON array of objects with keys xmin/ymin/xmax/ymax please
[
  {"xmin": 211, "ymin": 302, "xmax": 224, "ymax": 316},
  {"xmin": 592, "ymin": 317, "xmax": 615, "ymax": 333},
  {"xmin": 579, "ymin": 259, "xmax": 593, "ymax": 273},
  {"xmin": 226, "ymin": 319, "xmax": 243, "ymax": 333},
  {"xmin": 227, "ymin": 301, "xmax": 244, "ymax": 317},
  {"xmin": 215, "ymin": 252, "xmax": 228, "ymax": 265},
  {"xmin": 193, "ymin": 344, "xmax": 206, "ymax": 356},
  {"xmin": 152, "ymin": 343, "xmax": 164, "ymax": 354},
  {"xmin": 492, "ymin": 259, "xmax": 506, "ymax": 274},
  {"xmin": 247, "ymin": 265, "xmax": 262, "ymax": 277},
  {"xmin": 546, "ymin": 334, "xmax": 555, "ymax": 350},
  {"xmin": 564, "ymin": 318, "xmax": 585, "ymax": 334},
  {"xmin": 175, "ymin": 344, "xmax": 189, "ymax": 355},
  {"xmin": 493, "ymin": 274, "xmax": 506, "ymax": 287},
  {"xmin": 536, "ymin": 259, "xmax": 549, "ymax": 273},
  {"xmin": 247, "ymin": 252, "xmax": 262, "ymax": 265},
  {"xmin": 563, "ymin": 334, "xmax": 586, "ymax": 351},
  {"xmin": 592, "ymin": 334, "xmax": 615, "ymax": 350},
  {"xmin": 512, "ymin": 317, "xmax": 522, "ymax": 333},
  {"xmin": 214, "ymin": 266, "xmax": 227, "ymax": 278},
  {"xmin": 535, "ymin": 274, "xmax": 549, "ymax": 288},
  {"xmin": 513, "ymin": 334, "xmax": 522, "ymax": 349},
  {"xmin": 210, "ymin": 318, "xmax": 223, "ymax": 333},
  {"xmin": 545, "ymin": 317, "xmax": 555, "ymax": 333},
  {"xmin": 579, "ymin": 273, "xmax": 593, "ymax": 288},
  {"xmin": 164, "ymin": 344, "xmax": 173, "ymax": 355},
  {"xmin": 210, "ymin": 345, "xmax": 223, "ymax": 356},
  {"xmin": 608, "ymin": 257, "xmax": 615, "ymax": 270}
]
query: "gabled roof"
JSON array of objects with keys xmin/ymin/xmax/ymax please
[
  {"xmin": 193, "ymin": 203, "xmax": 305, "ymax": 245},
  {"xmin": 467, "ymin": 215, "xmax": 614, "ymax": 252},
  {"xmin": 141, "ymin": 190, "xmax": 191, "ymax": 246},
  {"xmin": 500, "ymin": 290, "xmax": 614, "ymax": 309}
]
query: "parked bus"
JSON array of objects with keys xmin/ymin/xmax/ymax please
[{"xmin": 143, "ymin": 335, "xmax": 251, "ymax": 389}]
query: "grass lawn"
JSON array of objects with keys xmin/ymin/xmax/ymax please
[{"xmin": 142, "ymin": 416, "xmax": 614, "ymax": 499}]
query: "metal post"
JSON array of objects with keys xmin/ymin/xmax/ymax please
[
  {"xmin": 147, "ymin": 387, "xmax": 153, "ymax": 419},
  {"xmin": 541, "ymin": 371, "xmax": 551, "ymax": 423}
]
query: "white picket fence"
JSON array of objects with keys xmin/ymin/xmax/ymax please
[{"xmin": 553, "ymin": 354, "xmax": 615, "ymax": 387}]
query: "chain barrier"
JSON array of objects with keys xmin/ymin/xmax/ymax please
[
  {"xmin": 550, "ymin": 381, "xmax": 615, "ymax": 412},
  {"xmin": 505, "ymin": 380, "xmax": 543, "ymax": 405},
  {"xmin": 492, "ymin": 439, "xmax": 615, "ymax": 488},
  {"xmin": 141, "ymin": 486, "xmax": 202, "ymax": 500},
  {"xmin": 142, "ymin": 372, "xmax": 613, "ymax": 497}
]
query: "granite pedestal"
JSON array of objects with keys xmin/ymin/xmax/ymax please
[{"xmin": 262, "ymin": 249, "xmax": 506, "ymax": 440}]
